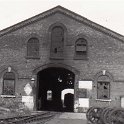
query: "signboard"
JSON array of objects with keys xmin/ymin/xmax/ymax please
[
  {"xmin": 79, "ymin": 98, "xmax": 89, "ymax": 107},
  {"xmin": 121, "ymin": 97, "xmax": 124, "ymax": 108},
  {"xmin": 24, "ymin": 83, "xmax": 32, "ymax": 95},
  {"xmin": 79, "ymin": 81, "xmax": 92, "ymax": 89},
  {"xmin": 22, "ymin": 96, "xmax": 34, "ymax": 110},
  {"xmin": 22, "ymin": 96, "xmax": 33, "ymax": 103}
]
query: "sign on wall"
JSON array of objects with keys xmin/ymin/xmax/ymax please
[
  {"xmin": 78, "ymin": 81, "xmax": 92, "ymax": 89},
  {"xmin": 78, "ymin": 98, "xmax": 89, "ymax": 107},
  {"xmin": 22, "ymin": 96, "xmax": 33, "ymax": 103},
  {"xmin": 22, "ymin": 96, "xmax": 34, "ymax": 110},
  {"xmin": 121, "ymin": 97, "xmax": 124, "ymax": 108},
  {"xmin": 24, "ymin": 83, "xmax": 32, "ymax": 95}
]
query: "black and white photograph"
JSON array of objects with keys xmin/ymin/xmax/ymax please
[{"xmin": 0, "ymin": 0, "xmax": 124, "ymax": 123}]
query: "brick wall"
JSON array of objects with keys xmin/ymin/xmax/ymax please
[{"xmin": 0, "ymin": 12, "xmax": 124, "ymax": 111}]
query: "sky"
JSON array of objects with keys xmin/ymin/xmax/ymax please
[{"xmin": 0, "ymin": 0, "xmax": 124, "ymax": 35}]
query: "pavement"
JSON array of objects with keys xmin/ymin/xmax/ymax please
[{"xmin": 44, "ymin": 112, "xmax": 88, "ymax": 124}]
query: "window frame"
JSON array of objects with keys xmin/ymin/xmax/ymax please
[
  {"xmin": 50, "ymin": 26, "xmax": 64, "ymax": 59},
  {"xmin": 2, "ymin": 72, "xmax": 16, "ymax": 96},
  {"xmin": 74, "ymin": 38, "xmax": 88, "ymax": 60},
  {"xmin": 27, "ymin": 37, "xmax": 40, "ymax": 59},
  {"xmin": 94, "ymin": 71, "xmax": 113, "ymax": 101},
  {"xmin": 49, "ymin": 23, "xmax": 67, "ymax": 60},
  {"xmin": 97, "ymin": 81, "xmax": 110, "ymax": 100}
]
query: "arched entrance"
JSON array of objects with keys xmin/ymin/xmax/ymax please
[{"xmin": 36, "ymin": 67, "xmax": 75, "ymax": 112}]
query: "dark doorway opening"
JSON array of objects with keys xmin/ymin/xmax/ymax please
[{"xmin": 36, "ymin": 67, "xmax": 75, "ymax": 112}]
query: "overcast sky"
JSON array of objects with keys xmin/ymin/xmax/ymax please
[{"xmin": 0, "ymin": 0, "xmax": 124, "ymax": 35}]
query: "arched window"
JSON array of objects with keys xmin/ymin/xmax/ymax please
[
  {"xmin": 50, "ymin": 26, "xmax": 64, "ymax": 59},
  {"xmin": 75, "ymin": 38, "xmax": 87, "ymax": 59},
  {"xmin": 3, "ymin": 72, "xmax": 15, "ymax": 95},
  {"xmin": 27, "ymin": 38, "xmax": 39, "ymax": 58},
  {"xmin": 97, "ymin": 75, "xmax": 110, "ymax": 99}
]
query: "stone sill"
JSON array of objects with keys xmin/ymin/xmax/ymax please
[
  {"xmin": 26, "ymin": 57, "xmax": 40, "ymax": 59},
  {"xmin": 96, "ymin": 99, "xmax": 111, "ymax": 102},
  {"xmin": 1, "ymin": 95, "xmax": 16, "ymax": 98},
  {"xmin": 73, "ymin": 56, "xmax": 88, "ymax": 60},
  {"xmin": 50, "ymin": 57, "xmax": 64, "ymax": 60}
]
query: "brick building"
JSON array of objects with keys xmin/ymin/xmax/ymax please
[{"xmin": 0, "ymin": 6, "xmax": 124, "ymax": 113}]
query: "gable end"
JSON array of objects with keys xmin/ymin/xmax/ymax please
[{"xmin": 0, "ymin": 6, "xmax": 123, "ymax": 42}]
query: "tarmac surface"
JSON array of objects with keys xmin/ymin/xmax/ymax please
[{"xmin": 44, "ymin": 112, "xmax": 88, "ymax": 124}]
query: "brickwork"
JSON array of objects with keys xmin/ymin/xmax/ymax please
[{"xmin": 0, "ymin": 6, "xmax": 124, "ymax": 112}]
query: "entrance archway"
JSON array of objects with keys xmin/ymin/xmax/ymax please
[{"xmin": 36, "ymin": 67, "xmax": 75, "ymax": 112}]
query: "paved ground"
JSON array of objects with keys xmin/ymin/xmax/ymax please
[{"xmin": 44, "ymin": 112, "xmax": 88, "ymax": 124}]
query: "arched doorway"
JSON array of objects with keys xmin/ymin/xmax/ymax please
[{"xmin": 36, "ymin": 67, "xmax": 75, "ymax": 112}]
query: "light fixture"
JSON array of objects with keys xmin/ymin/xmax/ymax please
[
  {"xmin": 58, "ymin": 76, "xmax": 62, "ymax": 82},
  {"xmin": 31, "ymin": 78, "xmax": 35, "ymax": 84}
]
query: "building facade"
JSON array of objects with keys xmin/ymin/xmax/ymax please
[{"xmin": 0, "ymin": 6, "xmax": 124, "ymax": 112}]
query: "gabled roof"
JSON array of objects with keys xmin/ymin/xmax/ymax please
[{"xmin": 0, "ymin": 5, "xmax": 124, "ymax": 41}]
